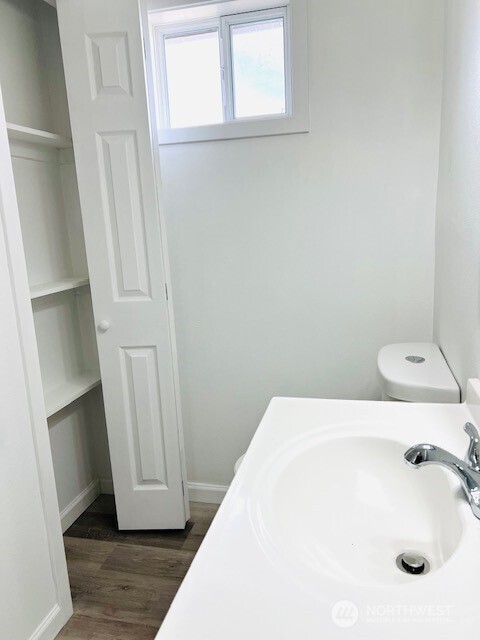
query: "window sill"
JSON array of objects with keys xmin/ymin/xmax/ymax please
[{"xmin": 158, "ymin": 112, "xmax": 309, "ymax": 144}]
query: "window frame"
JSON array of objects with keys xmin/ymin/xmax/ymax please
[{"xmin": 149, "ymin": 0, "xmax": 309, "ymax": 144}]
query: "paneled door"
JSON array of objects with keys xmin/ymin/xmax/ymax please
[{"xmin": 57, "ymin": 0, "xmax": 189, "ymax": 529}]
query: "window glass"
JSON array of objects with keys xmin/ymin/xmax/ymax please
[
  {"xmin": 230, "ymin": 18, "xmax": 286, "ymax": 119},
  {"xmin": 164, "ymin": 30, "xmax": 223, "ymax": 128}
]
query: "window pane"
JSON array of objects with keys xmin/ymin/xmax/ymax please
[
  {"xmin": 230, "ymin": 18, "xmax": 286, "ymax": 119},
  {"xmin": 164, "ymin": 30, "xmax": 223, "ymax": 128}
]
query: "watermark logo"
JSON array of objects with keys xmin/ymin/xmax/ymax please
[
  {"xmin": 331, "ymin": 601, "xmax": 359, "ymax": 628},
  {"xmin": 331, "ymin": 601, "xmax": 452, "ymax": 628}
]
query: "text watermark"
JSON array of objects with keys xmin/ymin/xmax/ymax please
[{"xmin": 332, "ymin": 601, "xmax": 452, "ymax": 628}]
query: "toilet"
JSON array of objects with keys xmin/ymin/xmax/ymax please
[
  {"xmin": 377, "ymin": 342, "xmax": 460, "ymax": 403},
  {"xmin": 233, "ymin": 342, "xmax": 460, "ymax": 475}
]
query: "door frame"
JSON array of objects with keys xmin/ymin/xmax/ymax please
[
  {"xmin": 141, "ymin": 0, "xmax": 190, "ymax": 519},
  {"xmin": 0, "ymin": 83, "xmax": 72, "ymax": 638}
]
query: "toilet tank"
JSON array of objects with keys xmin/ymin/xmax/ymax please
[{"xmin": 377, "ymin": 343, "xmax": 460, "ymax": 403}]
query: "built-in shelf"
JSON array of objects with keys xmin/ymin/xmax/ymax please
[
  {"xmin": 45, "ymin": 371, "xmax": 101, "ymax": 418},
  {"xmin": 30, "ymin": 276, "xmax": 90, "ymax": 300},
  {"xmin": 6, "ymin": 123, "xmax": 72, "ymax": 149}
]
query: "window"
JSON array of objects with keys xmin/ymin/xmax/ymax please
[
  {"xmin": 229, "ymin": 17, "xmax": 286, "ymax": 119},
  {"xmin": 163, "ymin": 30, "xmax": 224, "ymax": 128},
  {"xmin": 149, "ymin": 0, "xmax": 308, "ymax": 144},
  {"xmin": 159, "ymin": 8, "xmax": 288, "ymax": 128}
]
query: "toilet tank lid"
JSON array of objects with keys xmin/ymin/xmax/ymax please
[{"xmin": 377, "ymin": 343, "xmax": 460, "ymax": 403}]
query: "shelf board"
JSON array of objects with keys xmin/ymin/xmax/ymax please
[
  {"xmin": 6, "ymin": 123, "xmax": 72, "ymax": 149},
  {"xmin": 45, "ymin": 371, "xmax": 101, "ymax": 418},
  {"xmin": 30, "ymin": 276, "xmax": 90, "ymax": 299}
]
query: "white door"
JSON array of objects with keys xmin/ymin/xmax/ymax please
[
  {"xmin": 0, "ymin": 85, "xmax": 72, "ymax": 639},
  {"xmin": 57, "ymin": 0, "xmax": 189, "ymax": 529}
]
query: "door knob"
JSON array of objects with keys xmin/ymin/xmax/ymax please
[{"xmin": 98, "ymin": 320, "xmax": 110, "ymax": 332}]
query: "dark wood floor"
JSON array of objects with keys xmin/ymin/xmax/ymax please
[{"xmin": 57, "ymin": 495, "xmax": 219, "ymax": 640}]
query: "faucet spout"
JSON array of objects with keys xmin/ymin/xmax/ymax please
[{"xmin": 404, "ymin": 442, "xmax": 480, "ymax": 519}]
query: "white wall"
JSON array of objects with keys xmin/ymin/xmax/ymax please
[
  {"xmin": 158, "ymin": 0, "xmax": 445, "ymax": 487},
  {"xmin": 433, "ymin": 0, "xmax": 480, "ymax": 398},
  {"xmin": 0, "ymin": 0, "xmax": 53, "ymax": 131}
]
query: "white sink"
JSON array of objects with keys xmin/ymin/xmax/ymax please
[
  {"xmin": 157, "ymin": 380, "xmax": 480, "ymax": 640},
  {"xmin": 253, "ymin": 431, "xmax": 463, "ymax": 587}
]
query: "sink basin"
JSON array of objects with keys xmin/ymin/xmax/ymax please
[
  {"xmin": 252, "ymin": 431, "xmax": 463, "ymax": 586},
  {"xmin": 157, "ymin": 383, "xmax": 480, "ymax": 639}
]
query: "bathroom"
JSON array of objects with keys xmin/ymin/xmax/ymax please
[{"xmin": 1, "ymin": 0, "xmax": 479, "ymax": 637}]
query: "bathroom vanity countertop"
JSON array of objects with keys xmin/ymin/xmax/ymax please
[{"xmin": 156, "ymin": 382, "xmax": 480, "ymax": 639}]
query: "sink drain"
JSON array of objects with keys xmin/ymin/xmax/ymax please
[{"xmin": 396, "ymin": 552, "xmax": 430, "ymax": 575}]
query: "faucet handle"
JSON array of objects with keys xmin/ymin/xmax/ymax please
[{"xmin": 464, "ymin": 423, "xmax": 480, "ymax": 471}]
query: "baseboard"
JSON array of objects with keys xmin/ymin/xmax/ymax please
[
  {"xmin": 99, "ymin": 477, "xmax": 114, "ymax": 495},
  {"xmin": 28, "ymin": 603, "xmax": 69, "ymax": 640},
  {"xmin": 60, "ymin": 479, "xmax": 101, "ymax": 532},
  {"xmin": 187, "ymin": 481, "xmax": 229, "ymax": 504},
  {"xmin": 88, "ymin": 477, "xmax": 227, "ymax": 504}
]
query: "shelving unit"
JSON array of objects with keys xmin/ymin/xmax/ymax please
[
  {"xmin": 30, "ymin": 279, "xmax": 100, "ymax": 425},
  {"xmin": 1, "ymin": 0, "xmax": 108, "ymax": 536},
  {"xmin": 30, "ymin": 276, "xmax": 89, "ymax": 299},
  {"xmin": 10, "ymin": 124, "xmax": 100, "ymax": 424},
  {"xmin": 7, "ymin": 125, "xmax": 99, "ymax": 425},
  {"xmin": 45, "ymin": 370, "xmax": 101, "ymax": 417},
  {"xmin": 6, "ymin": 122, "xmax": 71, "ymax": 149}
]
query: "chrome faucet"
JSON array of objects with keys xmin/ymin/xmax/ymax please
[{"xmin": 404, "ymin": 423, "xmax": 480, "ymax": 520}]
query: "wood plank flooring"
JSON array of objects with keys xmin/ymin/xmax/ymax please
[{"xmin": 57, "ymin": 495, "xmax": 219, "ymax": 639}]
